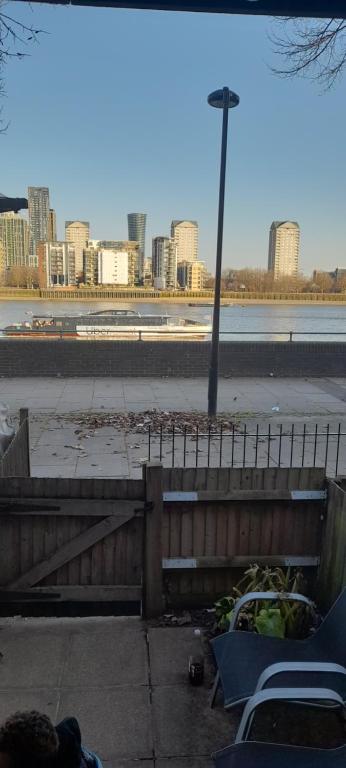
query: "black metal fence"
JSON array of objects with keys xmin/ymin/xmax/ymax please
[{"xmin": 147, "ymin": 423, "xmax": 346, "ymax": 477}]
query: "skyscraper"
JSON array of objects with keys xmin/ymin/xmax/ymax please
[
  {"xmin": 127, "ymin": 213, "xmax": 147, "ymax": 282},
  {"xmin": 152, "ymin": 237, "xmax": 177, "ymax": 289},
  {"xmin": 48, "ymin": 209, "xmax": 57, "ymax": 242},
  {"xmin": 0, "ymin": 212, "xmax": 29, "ymax": 267},
  {"xmin": 65, "ymin": 221, "xmax": 90, "ymax": 277},
  {"xmin": 171, "ymin": 220, "xmax": 198, "ymax": 263},
  {"xmin": 28, "ymin": 187, "xmax": 50, "ymax": 255},
  {"xmin": 268, "ymin": 221, "xmax": 300, "ymax": 279}
]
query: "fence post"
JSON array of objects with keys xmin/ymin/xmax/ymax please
[
  {"xmin": 19, "ymin": 408, "xmax": 30, "ymax": 477},
  {"xmin": 143, "ymin": 462, "xmax": 164, "ymax": 618},
  {"xmin": 19, "ymin": 408, "xmax": 28, "ymax": 426}
]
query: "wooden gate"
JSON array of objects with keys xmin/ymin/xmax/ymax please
[{"xmin": 0, "ymin": 477, "xmax": 146, "ymax": 608}]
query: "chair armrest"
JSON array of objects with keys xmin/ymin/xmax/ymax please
[
  {"xmin": 229, "ymin": 591, "xmax": 314, "ymax": 632},
  {"xmin": 255, "ymin": 662, "xmax": 346, "ymax": 692},
  {"xmin": 235, "ymin": 687, "xmax": 344, "ymax": 743}
]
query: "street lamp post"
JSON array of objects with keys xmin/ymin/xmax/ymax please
[{"xmin": 207, "ymin": 86, "xmax": 239, "ymax": 419}]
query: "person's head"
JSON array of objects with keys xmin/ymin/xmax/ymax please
[{"xmin": 0, "ymin": 711, "xmax": 59, "ymax": 768}]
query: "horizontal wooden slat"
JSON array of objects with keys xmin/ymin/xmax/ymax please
[
  {"xmin": 0, "ymin": 478, "xmax": 145, "ymax": 500},
  {"xmin": 0, "ymin": 590, "xmax": 60, "ymax": 601},
  {"xmin": 0, "ymin": 586, "xmax": 141, "ymax": 602},
  {"xmin": 0, "ymin": 499, "xmax": 144, "ymax": 516},
  {"xmin": 163, "ymin": 490, "xmax": 327, "ymax": 503},
  {"xmin": 163, "ymin": 555, "xmax": 320, "ymax": 569}
]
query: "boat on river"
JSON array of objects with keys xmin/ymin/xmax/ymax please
[{"xmin": 3, "ymin": 309, "xmax": 211, "ymax": 340}]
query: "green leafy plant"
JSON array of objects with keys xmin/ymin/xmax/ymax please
[
  {"xmin": 214, "ymin": 564, "xmax": 314, "ymax": 639},
  {"xmin": 254, "ymin": 608, "xmax": 285, "ymax": 638}
]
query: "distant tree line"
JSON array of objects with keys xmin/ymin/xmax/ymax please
[
  {"xmin": 210, "ymin": 269, "xmax": 346, "ymax": 294},
  {"xmin": 0, "ymin": 266, "xmax": 39, "ymax": 288}
]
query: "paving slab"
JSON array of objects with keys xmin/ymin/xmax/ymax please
[
  {"xmin": 57, "ymin": 686, "xmax": 152, "ymax": 761},
  {"xmin": 62, "ymin": 622, "xmax": 148, "ymax": 687},
  {"xmin": 0, "ymin": 627, "xmax": 68, "ymax": 688},
  {"xmin": 0, "ymin": 690, "xmax": 59, "ymax": 722},
  {"xmin": 157, "ymin": 760, "xmax": 213, "ymax": 767},
  {"xmin": 152, "ymin": 685, "xmax": 233, "ymax": 758},
  {"xmin": 103, "ymin": 763, "xmax": 154, "ymax": 768},
  {"xmin": 4, "ymin": 375, "xmax": 346, "ymax": 478},
  {"xmin": 148, "ymin": 628, "xmax": 212, "ymax": 686}
]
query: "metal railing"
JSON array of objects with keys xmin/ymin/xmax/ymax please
[
  {"xmin": 147, "ymin": 422, "xmax": 346, "ymax": 477},
  {"xmin": 1, "ymin": 329, "xmax": 346, "ymax": 341}
]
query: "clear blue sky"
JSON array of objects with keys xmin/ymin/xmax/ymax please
[{"xmin": 1, "ymin": 2, "xmax": 345, "ymax": 274}]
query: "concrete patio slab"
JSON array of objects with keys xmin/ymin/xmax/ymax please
[
  {"xmin": 157, "ymin": 760, "xmax": 213, "ymax": 767},
  {"xmin": 0, "ymin": 616, "xmax": 233, "ymax": 764},
  {"xmin": 0, "ymin": 628, "xmax": 68, "ymax": 688},
  {"xmin": 148, "ymin": 627, "xmax": 207, "ymax": 686},
  {"xmin": 58, "ymin": 686, "xmax": 152, "ymax": 761},
  {"xmin": 152, "ymin": 685, "xmax": 232, "ymax": 758},
  {"xmin": 62, "ymin": 622, "xmax": 148, "ymax": 687},
  {"xmin": 0, "ymin": 690, "xmax": 59, "ymax": 722}
]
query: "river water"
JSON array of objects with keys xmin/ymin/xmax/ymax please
[{"xmin": 0, "ymin": 300, "xmax": 345, "ymax": 341}]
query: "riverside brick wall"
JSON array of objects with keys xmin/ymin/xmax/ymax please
[{"xmin": 0, "ymin": 340, "xmax": 346, "ymax": 377}]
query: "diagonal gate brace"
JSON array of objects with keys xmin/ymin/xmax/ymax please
[{"xmin": 8, "ymin": 513, "xmax": 135, "ymax": 590}]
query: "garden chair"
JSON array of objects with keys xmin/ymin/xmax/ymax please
[
  {"xmin": 211, "ymin": 588, "xmax": 346, "ymax": 709},
  {"xmin": 213, "ymin": 686, "xmax": 346, "ymax": 767}
]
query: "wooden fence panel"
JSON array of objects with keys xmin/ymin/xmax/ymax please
[
  {"xmin": 0, "ymin": 477, "xmax": 145, "ymax": 606},
  {"xmin": 162, "ymin": 467, "xmax": 325, "ymax": 605},
  {"xmin": 0, "ymin": 410, "xmax": 30, "ymax": 478},
  {"xmin": 318, "ymin": 479, "xmax": 346, "ymax": 609}
]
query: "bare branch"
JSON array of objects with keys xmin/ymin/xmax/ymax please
[
  {"xmin": 270, "ymin": 17, "xmax": 346, "ymax": 89},
  {"xmin": 0, "ymin": 0, "xmax": 46, "ymax": 131}
]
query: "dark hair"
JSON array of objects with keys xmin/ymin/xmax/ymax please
[{"xmin": 0, "ymin": 711, "xmax": 59, "ymax": 768}]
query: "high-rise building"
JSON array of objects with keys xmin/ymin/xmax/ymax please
[
  {"xmin": 83, "ymin": 246, "xmax": 98, "ymax": 286},
  {"xmin": 98, "ymin": 250, "xmax": 129, "ymax": 285},
  {"xmin": 97, "ymin": 240, "xmax": 139, "ymax": 286},
  {"xmin": 152, "ymin": 237, "xmax": 177, "ymax": 290},
  {"xmin": 268, "ymin": 221, "xmax": 300, "ymax": 279},
  {"xmin": 127, "ymin": 213, "xmax": 147, "ymax": 282},
  {"xmin": 177, "ymin": 260, "xmax": 206, "ymax": 290},
  {"xmin": 28, "ymin": 187, "xmax": 50, "ymax": 255},
  {"xmin": 48, "ymin": 209, "xmax": 57, "ymax": 242},
  {"xmin": 0, "ymin": 212, "xmax": 29, "ymax": 267},
  {"xmin": 171, "ymin": 220, "xmax": 198, "ymax": 263},
  {"xmin": 65, "ymin": 221, "xmax": 90, "ymax": 278},
  {"xmin": 37, "ymin": 241, "xmax": 76, "ymax": 288},
  {"xmin": 0, "ymin": 240, "xmax": 5, "ymax": 283}
]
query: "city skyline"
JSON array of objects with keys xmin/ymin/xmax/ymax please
[
  {"xmin": 0, "ymin": 5, "xmax": 345, "ymax": 275},
  {"xmin": 2, "ymin": 196, "xmax": 343, "ymax": 280}
]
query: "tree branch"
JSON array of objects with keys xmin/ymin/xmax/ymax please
[
  {"xmin": 0, "ymin": 0, "xmax": 46, "ymax": 132},
  {"xmin": 270, "ymin": 17, "xmax": 346, "ymax": 89}
]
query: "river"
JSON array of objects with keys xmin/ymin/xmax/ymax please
[{"xmin": 0, "ymin": 300, "xmax": 345, "ymax": 341}]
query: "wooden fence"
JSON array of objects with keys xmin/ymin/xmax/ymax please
[
  {"xmin": 0, "ymin": 408, "xmax": 30, "ymax": 478},
  {"xmin": 318, "ymin": 478, "xmax": 346, "ymax": 609},
  {"xmin": 0, "ymin": 463, "xmax": 338, "ymax": 616},
  {"xmin": 159, "ymin": 466, "xmax": 326, "ymax": 607},
  {"xmin": 0, "ymin": 474, "xmax": 148, "ymax": 610}
]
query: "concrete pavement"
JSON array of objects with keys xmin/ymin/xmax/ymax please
[
  {"xmin": 3, "ymin": 376, "xmax": 346, "ymax": 477},
  {"xmin": 0, "ymin": 616, "xmax": 233, "ymax": 766}
]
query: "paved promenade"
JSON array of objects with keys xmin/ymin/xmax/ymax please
[
  {"xmin": 0, "ymin": 616, "xmax": 232, "ymax": 766},
  {"xmin": 3, "ymin": 376, "xmax": 346, "ymax": 478}
]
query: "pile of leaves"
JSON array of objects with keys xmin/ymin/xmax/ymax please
[{"xmin": 57, "ymin": 409, "xmax": 237, "ymax": 435}]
